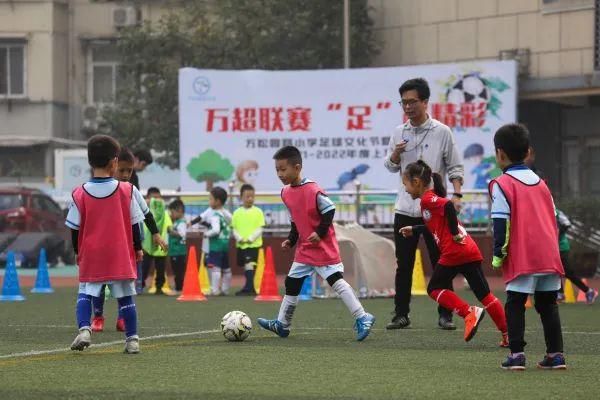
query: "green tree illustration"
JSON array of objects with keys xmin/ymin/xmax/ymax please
[{"xmin": 187, "ymin": 150, "xmax": 234, "ymax": 190}]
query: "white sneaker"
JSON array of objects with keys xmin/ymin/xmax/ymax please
[
  {"xmin": 70, "ymin": 328, "xmax": 91, "ymax": 351},
  {"xmin": 124, "ymin": 336, "xmax": 140, "ymax": 354}
]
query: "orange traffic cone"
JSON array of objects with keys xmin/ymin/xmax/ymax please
[
  {"xmin": 254, "ymin": 246, "xmax": 282, "ymax": 302},
  {"xmin": 576, "ymin": 279, "xmax": 589, "ymax": 302},
  {"xmin": 525, "ymin": 296, "xmax": 533, "ymax": 308},
  {"xmin": 177, "ymin": 246, "xmax": 207, "ymax": 302}
]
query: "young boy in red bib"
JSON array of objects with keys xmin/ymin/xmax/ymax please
[
  {"xmin": 399, "ymin": 160, "xmax": 508, "ymax": 345},
  {"xmin": 490, "ymin": 124, "xmax": 566, "ymax": 370},
  {"xmin": 66, "ymin": 135, "xmax": 145, "ymax": 354},
  {"xmin": 257, "ymin": 146, "xmax": 375, "ymax": 341}
]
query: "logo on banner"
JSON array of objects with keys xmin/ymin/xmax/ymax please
[
  {"xmin": 190, "ymin": 76, "xmax": 216, "ymax": 101},
  {"xmin": 422, "ymin": 72, "xmax": 511, "ymax": 130},
  {"xmin": 193, "ymin": 76, "xmax": 211, "ymax": 95}
]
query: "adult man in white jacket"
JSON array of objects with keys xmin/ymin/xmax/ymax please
[{"xmin": 384, "ymin": 78, "xmax": 464, "ymax": 330}]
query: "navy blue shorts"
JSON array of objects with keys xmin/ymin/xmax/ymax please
[{"xmin": 206, "ymin": 251, "xmax": 230, "ymax": 270}]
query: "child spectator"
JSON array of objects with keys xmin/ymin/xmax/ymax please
[
  {"xmin": 490, "ymin": 124, "xmax": 566, "ymax": 370},
  {"xmin": 142, "ymin": 187, "xmax": 172, "ymax": 295},
  {"xmin": 556, "ymin": 209, "xmax": 598, "ymax": 304},
  {"xmin": 168, "ymin": 199, "xmax": 187, "ymax": 293},
  {"xmin": 232, "ymin": 184, "xmax": 265, "ymax": 296},
  {"xmin": 66, "ymin": 135, "xmax": 144, "ymax": 353},
  {"xmin": 258, "ymin": 146, "xmax": 375, "ymax": 341},
  {"xmin": 191, "ymin": 187, "xmax": 232, "ymax": 295}
]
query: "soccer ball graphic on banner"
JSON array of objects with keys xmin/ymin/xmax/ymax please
[
  {"xmin": 221, "ymin": 311, "xmax": 252, "ymax": 342},
  {"xmin": 445, "ymin": 73, "xmax": 490, "ymax": 106}
]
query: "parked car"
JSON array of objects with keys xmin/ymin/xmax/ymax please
[{"xmin": 0, "ymin": 187, "xmax": 74, "ymax": 266}]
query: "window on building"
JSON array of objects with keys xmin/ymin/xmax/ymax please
[
  {"xmin": 0, "ymin": 41, "xmax": 26, "ymax": 98},
  {"xmin": 88, "ymin": 42, "xmax": 125, "ymax": 104},
  {"xmin": 542, "ymin": 0, "xmax": 594, "ymax": 13}
]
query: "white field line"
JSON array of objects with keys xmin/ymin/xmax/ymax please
[
  {"xmin": 1, "ymin": 325, "xmax": 598, "ymax": 360},
  {"xmin": 0, "ymin": 329, "xmax": 219, "ymax": 360}
]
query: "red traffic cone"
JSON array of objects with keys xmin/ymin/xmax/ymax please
[
  {"xmin": 255, "ymin": 246, "xmax": 282, "ymax": 302},
  {"xmin": 577, "ymin": 279, "xmax": 589, "ymax": 302},
  {"xmin": 177, "ymin": 246, "xmax": 207, "ymax": 302}
]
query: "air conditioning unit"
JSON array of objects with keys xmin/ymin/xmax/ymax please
[{"xmin": 112, "ymin": 6, "xmax": 138, "ymax": 28}]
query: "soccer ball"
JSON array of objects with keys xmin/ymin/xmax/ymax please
[
  {"xmin": 220, "ymin": 311, "xmax": 252, "ymax": 342},
  {"xmin": 445, "ymin": 74, "xmax": 490, "ymax": 105}
]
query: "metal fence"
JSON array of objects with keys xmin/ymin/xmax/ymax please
[{"xmin": 163, "ymin": 187, "xmax": 492, "ymax": 234}]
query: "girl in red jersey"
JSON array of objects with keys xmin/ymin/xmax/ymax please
[{"xmin": 399, "ymin": 160, "xmax": 508, "ymax": 345}]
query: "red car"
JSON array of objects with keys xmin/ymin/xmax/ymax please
[{"xmin": 0, "ymin": 187, "xmax": 74, "ymax": 266}]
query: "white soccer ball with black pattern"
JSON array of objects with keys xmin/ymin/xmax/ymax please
[
  {"xmin": 220, "ymin": 311, "xmax": 252, "ymax": 342},
  {"xmin": 446, "ymin": 74, "xmax": 490, "ymax": 105}
]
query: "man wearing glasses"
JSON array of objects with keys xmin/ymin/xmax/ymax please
[{"xmin": 384, "ymin": 78, "xmax": 464, "ymax": 330}]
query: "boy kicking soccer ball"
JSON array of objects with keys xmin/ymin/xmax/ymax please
[{"xmin": 257, "ymin": 146, "xmax": 375, "ymax": 341}]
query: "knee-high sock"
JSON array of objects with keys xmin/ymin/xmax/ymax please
[
  {"xmin": 222, "ymin": 268, "xmax": 232, "ymax": 294},
  {"xmin": 92, "ymin": 288, "xmax": 105, "ymax": 317},
  {"xmin": 211, "ymin": 268, "xmax": 222, "ymax": 293},
  {"xmin": 429, "ymin": 289, "xmax": 470, "ymax": 318},
  {"xmin": 76, "ymin": 293, "xmax": 92, "ymax": 329},
  {"xmin": 118, "ymin": 296, "xmax": 137, "ymax": 338},
  {"xmin": 482, "ymin": 293, "xmax": 507, "ymax": 333},
  {"xmin": 277, "ymin": 295, "xmax": 299, "ymax": 327},
  {"xmin": 331, "ymin": 279, "xmax": 366, "ymax": 319}
]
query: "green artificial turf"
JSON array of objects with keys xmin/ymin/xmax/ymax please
[{"xmin": 0, "ymin": 288, "xmax": 598, "ymax": 399}]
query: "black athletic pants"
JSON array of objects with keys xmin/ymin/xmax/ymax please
[
  {"xmin": 428, "ymin": 261, "xmax": 490, "ymax": 302},
  {"xmin": 170, "ymin": 255, "xmax": 186, "ymax": 291},
  {"xmin": 142, "ymin": 254, "xmax": 166, "ymax": 292},
  {"xmin": 559, "ymin": 251, "xmax": 590, "ymax": 293},
  {"xmin": 505, "ymin": 291, "xmax": 564, "ymax": 354},
  {"xmin": 393, "ymin": 213, "xmax": 453, "ymax": 319}
]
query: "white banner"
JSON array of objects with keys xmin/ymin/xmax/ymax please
[{"xmin": 179, "ymin": 61, "xmax": 517, "ymax": 191}]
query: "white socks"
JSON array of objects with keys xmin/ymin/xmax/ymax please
[
  {"xmin": 332, "ymin": 279, "xmax": 366, "ymax": 319},
  {"xmin": 277, "ymin": 295, "xmax": 299, "ymax": 327},
  {"xmin": 211, "ymin": 268, "xmax": 222, "ymax": 294},
  {"xmin": 222, "ymin": 269, "xmax": 232, "ymax": 294}
]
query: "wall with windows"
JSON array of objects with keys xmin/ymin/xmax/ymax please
[{"xmin": 370, "ymin": 0, "xmax": 596, "ymax": 79}]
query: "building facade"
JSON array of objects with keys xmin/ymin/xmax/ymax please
[
  {"xmin": 1, "ymin": 0, "xmax": 599, "ymax": 197},
  {"xmin": 370, "ymin": 0, "xmax": 600, "ymax": 197},
  {"xmin": 0, "ymin": 0, "xmax": 170, "ymax": 185}
]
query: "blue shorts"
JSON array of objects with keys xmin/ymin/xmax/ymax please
[
  {"xmin": 206, "ymin": 251, "xmax": 230, "ymax": 270},
  {"xmin": 506, "ymin": 273, "xmax": 561, "ymax": 294}
]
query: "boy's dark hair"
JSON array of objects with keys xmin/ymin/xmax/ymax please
[
  {"xmin": 273, "ymin": 146, "xmax": 302, "ymax": 166},
  {"xmin": 404, "ymin": 160, "xmax": 447, "ymax": 198},
  {"xmin": 147, "ymin": 187, "xmax": 161, "ymax": 197},
  {"xmin": 210, "ymin": 186, "xmax": 228, "ymax": 205},
  {"xmin": 240, "ymin": 184, "xmax": 255, "ymax": 196},
  {"xmin": 168, "ymin": 199, "xmax": 185, "ymax": 212},
  {"xmin": 134, "ymin": 149, "xmax": 153, "ymax": 165},
  {"xmin": 399, "ymin": 78, "xmax": 430, "ymax": 101},
  {"xmin": 494, "ymin": 123, "xmax": 530, "ymax": 163},
  {"xmin": 88, "ymin": 135, "xmax": 120, "ymax": 169},
  {"xmin": 118, "ymin": 147, "xmax": 135, "ymax": 164}
]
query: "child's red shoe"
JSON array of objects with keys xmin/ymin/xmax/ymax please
[
  {"xmin": 91, "ymin": 316, "xmax": 105, "ymax": 332},
  {"xmin": 116, "ymin": 317, "xmax": 125, "ymax": 332}
]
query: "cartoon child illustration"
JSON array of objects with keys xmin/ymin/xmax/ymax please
[
  {"xmin": 464, "ymin": 143, "xmax": 494, "ymax": 189},
  {"xmin": 336, "ymin": 164, "xmax": 370, "ymax": 191},
  {"xmin": 236, "ymin": 160, "xmax": 259, "ymax": 189}
]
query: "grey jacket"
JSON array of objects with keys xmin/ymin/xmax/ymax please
[{"xmin": 384, "ymin": 117, "xmax": 464, "ymax": 217}]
